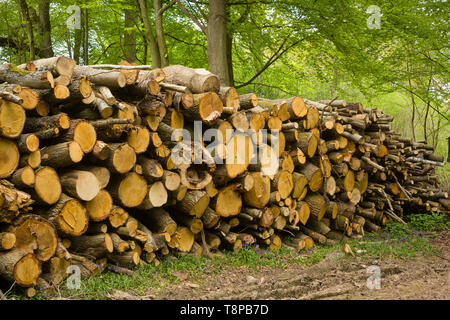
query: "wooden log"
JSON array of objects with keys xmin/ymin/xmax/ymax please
[
  {"xmin": 86, "ymin": 222, "xmax": 108, "ymax": 234},
  {"xmin": 211, "ymin": 184, "xmax": 242, "ymax": 217},
  {"xmin": 58, "ymin": 119, "xmax": 97, "ymax": 153},
  {"xmin": 0, "ymin": 249, "xmax": 41, "ymax": 286},
  {"xmin": 19, "ymin": 56, "xmax": 76, "ymax": 78},
  {"xmin": 176, "ymin": 190, "xmax": 210, "ymax": 218},
  {"xmin": 161, "ymin": 170, "xmax": 181, "ymax": 191},
  {"xmin": 73, "ymin": 66, "xmax": 127, "ymax": 88},
  {"xmin": 102, "ymin": 143, "xmax": 136, "ymax": 174},
  {"xmin": 127, "ymin": 126, "xmax": 150, "ymax": 154},
  {"xmin": 271, "ymin": 170, "xmax": 294, "ymax": 199},
  {"xmin": 201, "ymin": 207, "xmax": 221, "ymax": 228},
  {"xmin": 85, "ymin": 189, "xmax": 113, "ymax": 222},
  {"xmin": 304, "ymin": 193, "xmax": 327, "ymax": 221},
  {"xmin": 239, "ymin": 93, "xmax": 258, "ymax": 110},
  {"xmin": 16, "ymin": 133, "xmax": 39, "ymax": 154},
  {"xmin": 0, "ymin": 180, "xmax": 34, "ymax": 223},
  {"xmin": 109, "ymin": 233, "xmax": 130, "ymax": 253},
  {"xmin": 8, "ymin": 215, "xmax": 57, "ymax": 261},
  {"xmin": 107, "ymin": 251, "xmax": 140, "ymax": 269},
  {"xmin": 59, "ymin": 170, "xmax": 100, "ymax": 201},
  {"xmin": 336, "ymin": 170, "xmax": 355, "ymax": 193},
  {"xmin": 40, "ymin": 141, "xmax": 83, "ymax": 168},
  {"xmin": 298, "ymin": 225, "xmax": 326, "ymax": 244},
  {"xmin": 0, "ymin": 91, "xmax": 23, "ymax": 105},
  {"xmin": 23, "ymin": 114, "xmax": 70, "ymax": 133},
  {"xmin": 18, "ymin": 150, "xmax": 41, "ymax": 170},
  {"xmin": 298, "ymin": 162, "xmax": 323, "ymax": 192},
  {"xmin": 33, "ymin": 167, "xmax": 61, "ymax": 205},
  {"xmin": 108, "ymin": 206, "xmax": 129, "ymax": 228},
  {"xmin": 168, "ymin": 226, "xmax": 195, "ymax": 252},
  {"xmin": 9, "ymin": 166, "xmax": 35, "ymax": 189},
  {"xmin": 243, "ymin": 172, "xmax": 271, "ymax": 209},
  {"xmin": 77, "ymin": 166, "xmax": 110, "ymax": 189},
  {"xmin": 306, "ymin": 219, "xmax": 331, "ymax": 235},
  {"xmin": 136, "ymin": 181, "xmax": 168, "ymax": 210},
  {"xmin": 219, "ymin": 86, "xmax": 240, "ymax": 111},
  {"xmin": 108, "ymin": 172, "xmax": 148, "ymax": 208},
  {"xmin": 70, "ymin": 234, "xmax": 114, "ymax": 258},
  {"xmin": 0, "ymin": 64, "xmax": 54, "ymax": 89},
  {"xmin": 135, "ymin": 208, "xmax": 177, "ymax": 236},
  {"xmin": 183, "ymin": 92, "xmax": 223, "ymax": 124},
  {"xmin": 0, "ymin": 100, "xmax": 26, "ymax": 139},
  {"xmin": 40, "ymin": 193, "xmax": 88, "ymax": 236},
  {"xmin": 162, "ymin": 65, "xmax": 220, "ymax": 93},
  {"xmin": 170, "ymin": 211, "xmax": 203, "ymax": 235}
]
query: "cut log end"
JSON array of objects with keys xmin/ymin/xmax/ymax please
[
  {"xmin": 35, "ymin": 167, "xmax": 61, "ymax": 205},
  {"xmin": 14, "ymin": 253, "xmax": 42, "ymax": 286},
  {"xmin": 0, "ymin": 138, "xmax": 19, "ymax": 178},
  {"xmin": 73, "ymin": 121, "xmax": 97, "ymax": 153}
]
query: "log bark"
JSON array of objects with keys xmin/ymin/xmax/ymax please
[
  {"xmin": 162, "ymin": 65, "xmax": 220, "ymax": 93},
  {"xmin": 59, "ymin": 170, "xmax": 100, "ymax": 201},
  {"xmin": 40, "ymin": 141, "xmax": 83, "ymax": 168},
  {"xmin": 70, "ymin": 234, "xmax": 114, "ymax": 259},
  {"xmin": 0, "ymin": 249, "xmax": 41, "ymax": 286},
  {"xmin": 176, "ymin": 190, "xmax": 210, "ymax": 218},
  {"xmin": 73, "ymin": 66, "xmax": 127, "ymax": 88}
]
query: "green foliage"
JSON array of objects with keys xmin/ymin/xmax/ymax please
[
  {"xmin": 349, "ymin": 213, "xmax": 449, "ymax": 260},
  {"xmin": 405, "ymin": 213, "xmax": 450, "ymax": 232}
]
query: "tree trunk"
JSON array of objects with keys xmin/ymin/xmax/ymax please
[
  {"xmin": 73, "ymin": 9, "xmax": 82, "ymax": 63},
  {"xmin": 137, "ymin": 0, "xmax": 161, "ymax": 68},
  {"xmin": 207, "ymin": 0, "xmax": 232, "ymax": 86},
  {"xmin": 83, "ymin": 8, "xmax": 89, "ymax": 64},
  {"xmin": 37, "ymin": 0, "xmax": 54, "ymax": 58},
  {"xmin": 17, "ymin": 0, "xmax": 35, "ymax": 61},
  {"xmin": 124, "ymin": 9, "xmax": 137, "ymax": 62},
  {"xmin": 153, "ymin": 0, "xmax": 169, "ymax": 67}
]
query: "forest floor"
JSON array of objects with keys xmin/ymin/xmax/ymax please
[
  {"xmin": 154, "ymin": 231, "xmax": 450, "ymax": 300},
  {"xmin": 4, "ymin": 214, "xmax": 450, "ymax": 300}
]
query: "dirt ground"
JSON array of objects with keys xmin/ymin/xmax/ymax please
[{"xmin": 148, "ymin": 232, "xmax": 450, "ymax": 300}]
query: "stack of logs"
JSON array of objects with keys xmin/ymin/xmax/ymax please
[{"xmin": 0, "ymin": 57, "xmax": 448, "ymax": 296}]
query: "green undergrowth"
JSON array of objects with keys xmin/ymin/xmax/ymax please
[
  {"xmin": 347, "ymin": 213, "xmax": 449, "ymax": 260},
  {"xmin": 9, "ymin": 213, "xmax": 448, "ymax": 300}
]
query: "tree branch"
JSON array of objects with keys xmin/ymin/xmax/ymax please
[
  {"xmin": 165, "ymin": 33, "xmax": 207, "ymax": 49},
  {"xmin": 236, "ymin": 36, "xmax": 304, "ymax": 89},
  {"xmin": 194, "ymin": 2, "xmax": 208, "ymax": 22},
  {"xmin": 397, "ymin": 84, "xmax": 448, "ymax": 121},
  {"xmin": 234, "ymin": 81, "xmax": 297, "ymax": 96},
  {"xmin": 159, "ymin": 0, "xmax": 177, "ymax": 15},
  {"xmin": 176, "ymin": 0, "xmax": 207, "ymax": 34}
]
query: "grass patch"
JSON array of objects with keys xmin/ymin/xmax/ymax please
[{"xmin": 349, "ymin": 213, "xmax": 449, "ymax": 260}]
